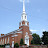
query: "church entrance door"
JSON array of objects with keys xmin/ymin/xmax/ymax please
[
  {"xmin": 25, "ymin": 32, "xmax": 29, "ymax": 46},
  {"xmin": 25, "ymin": 38, "xmax": 29, "ymax": 45},
  {"xmin": 12, "ymin": 41, "xmax": 14, "ymax": 48}
]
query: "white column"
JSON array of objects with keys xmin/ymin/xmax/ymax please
[
  {"xmin": 23, "ymin": 0, "xmax": 25, "ymax": 12},
  {"xmin": 25, "ymin": 21, "xmax": 27, "ymax": 25},
  {"xmin": 25, "ymin": 38, "xmax": 29, "ymax": 46},
  {"xmin": 3, "ymin": 38, "xmax": 4, "ymax": 45},
  {"xmin": 25, "ymin": 32, "xmax": 29, "ymax": 46},
  {"xmin": 5, "ymin": 38, "xmax": 6, "ymax": 44},
  {"xmin": 8, "ymin": 37, "xmax": 9, "ymax": 43},
  {"xmin": 12, "ymin": 41, "xmax": 14, "ymax": 48}
]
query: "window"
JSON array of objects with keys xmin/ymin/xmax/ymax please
[
  {"xmin": 22, "ymin": 16, "xmax": 23, "ymax": 19},
  {"xmin": 5, "ymin": 38, "xmax": 6, "ymax": 44},
  {"xmin": 19, "ymin": 23, "xmax": 21, "ymax": 26},
  {"xmin": 21, "ymin": 22, "xmax": 22, "ymax": 26},
  {"xmin": 25, "ymin": 16, "xmax": 26, "ymax": 19},
  {"xmin": 8, "ymin": 37, "xmax": 9, "ymax": 43},
  {"xmin": 3, "ymin": 38, "xmax": 4, "ymax": 44},
  {"xmin": 3, "ymin": 38, "xmax": 4, "ymax": 41},
  {"xmin": 25, "ymin": 22, "xmax": 27, "ymax": 25},
  {"xmin": 26, "ymin": 32, "xmax": 28, "ymax": 35}
]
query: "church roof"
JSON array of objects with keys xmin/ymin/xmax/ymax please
[{"xmin": 0, "ymin": 28, "xmax": 22, "ymax": 38}]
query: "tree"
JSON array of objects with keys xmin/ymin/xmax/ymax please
[
  {"xmin": 42, "ymin": 31, "xmax": 48, "ymax": 45},
  {"xmin": 31, "ymin": 40, "xmax": 34, "ymax": 44},
  {"xmin": 32, "ymin": 33, "xmax": 41, "ymax": 45},
  {"xmin": 20, "ymin": 38, "xmax": 24, "ymax": 45},
  {"xmin": 14, "ymin": 43, "xmax": 19, "ymax": 48},
  {"xmin": 7, "ymin": 43, "xmax": 10, "ymax": 45}
]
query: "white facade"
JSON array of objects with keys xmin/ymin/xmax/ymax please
[
  {"xmin": 12, "ymin": 41, "xmax": 14, "ymax": 48},
  {"xmin": 25, "ymin": 32, "xmax": 29, "ymax": 46},
  {"xmin": 21, "ymin": 0, "xmax": 27, "ymax": 21}
]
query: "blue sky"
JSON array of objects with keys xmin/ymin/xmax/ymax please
[{"xmin": 0, "ymin": 0, "xmax": 48, "ymax": 37}]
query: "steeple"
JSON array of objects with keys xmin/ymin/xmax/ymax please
[
  {"xmin": 23, "ymin": 0, "xmax": 25, "ymax": 13},
  {"xmin": 21, "ymin": 0, "xmax": 27, "ymax": 21},
  {"xmin": 19, "ymin": 0, "xmax": 29, "ymax": 28}
]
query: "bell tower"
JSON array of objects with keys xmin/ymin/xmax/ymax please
[
  {"xmin": 21, "ymin": 0, "xmax": 27, "ymax": 21},
  {"xmin": 19, "ymin": 0, "xmax": 29, "ymax": 28},
  {"xmin": 19, "ymin": 0, "xmax": 32, "ymax": 45}
]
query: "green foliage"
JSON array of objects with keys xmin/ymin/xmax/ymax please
[
  {"xmin": 0, "ymin": 44, "xmax": 10, "ymax": 47},
  {"xmin": 6, "ymin": 43, "xmax": 10, "ymax": 45},
  {"xmin": 32, "ymin": 33, "xmax": 41, "ymax": 45},
  {"xmin": 20, "ymin": 38, "xmax": 24, "ymax": 45},
  {"xmin": 4, "ymin": 43, "xmax": 10, "ymax": 47},
  {"xmin": 0, "ymin": 45, "xmax": 5, "ymax": 47},
  {"xmin": 4, "ymin": 44, "xmax": 6, "ymax": 47},
  {"xmin": 31, "ymin": 40, "xmax": 34, "ymax": 44},
  {"xmin": 0, "ymin": 43, "xmax": 10, "ymax": 47},
  {"xmin": 42, "ymin": 31, "xmax": 48, "ymax": 45},
  {"xmin": 23, "ymin": 44, "xmax": 27, "ymax": 45},
  {"xmin": 0, "ymin": 45, "xmax": 2, "ymax": 47},
  {"xmin": 14, "ymin": 43, "xmax": 19, "ymax": 48}
]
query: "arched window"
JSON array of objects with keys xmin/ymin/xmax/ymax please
[
  {"xmin": 22, "ymin": 16, "xmax": 23, "ymax": 19},
  {"xmin": 21, "ymin": 22, "xmax": 22, "ymax": 26},
  {"xmin": 25, "ymin": 16, "xmax": 26, "ymax": 19},
  {"xmin": 25, "ymin": 22, "xmax": 27, "ymax": 25}
]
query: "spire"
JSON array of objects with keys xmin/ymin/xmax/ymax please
[
  {"xmin": 23, "ymin": 0, "xmax": 25, "ymax": 13},
  {"xmin": 21, "ymin": 0, "xmax": 27, "ymax": 21}
]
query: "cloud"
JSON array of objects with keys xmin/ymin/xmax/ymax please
[
  {"xmin": 20, "ymin": 0, "xmax": 23, "ymax": 2},
  {"xmin": 19, "ymin": 0, "xmax": 29, "ymax": 3},
  {"xmin": 30, "ymin": 30, "xmax": 39, "ymax": 32},
  {"xmin": 30, "ymin": 29, "xmax": 39, "ymax": 34},
  {"xmin": 42, "ymin": 29, "xmax": 46, "ymax": 31}
]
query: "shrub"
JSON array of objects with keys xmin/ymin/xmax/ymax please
[
  {"xmin": 14, "ymin": 43, "xmax": 19, "ymax": 48},
  {"xmin": 20, "ymin": 38, "xmax": 24, "ymax": 45},
  {"xmin": 6, "ymin": 43, "xmax": 10, "ymax": 45},
  {"xmin": 0, "ymin": 45, "xmax": 5, "ymax": 47},
  {"xmin": 4, "ymin": 43, "xmax": 10, "ymax": 47},
  {"xmin": 0, "ymin": 45, "xmax": 2, "ymax": 47},
  {"xmin": 31, "ymin": 40, "xmax": 34, "ymax": 44},
  {"xmin": 23, "ymin": 44, "xmax": 27, "ymax": 45}
]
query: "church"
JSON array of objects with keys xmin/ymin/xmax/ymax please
[{"xmin": 0, "ymin": 0, "xmax": 32, "ymax": 47}]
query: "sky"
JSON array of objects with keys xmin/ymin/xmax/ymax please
[{"xmin": 0, "ymin": 0, "xmax": 48, "ymax": 37}]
